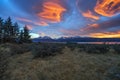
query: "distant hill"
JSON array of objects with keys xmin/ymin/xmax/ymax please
[{"xmin": 32, "ymin": 36, "xmax": 120, "ymax": 42}]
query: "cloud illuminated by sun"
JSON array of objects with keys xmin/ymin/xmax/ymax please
[
  {"xmin": 94, "ymin": 0, "xmax": 120, "ymax": 17},
  {"xmin": 82, "ymin": 10, "xmax": 99, "ymax": 20},
  {"xmin": 90, "ymin": 31, "xmax": 120, "ymax": 38},
  {"xmin": 37, "ymin": 2, "xmax": 66, "ymax": 23}
]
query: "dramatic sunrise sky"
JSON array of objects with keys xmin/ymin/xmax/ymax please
[{"xmin": 0, "ymin": 0, "xmax": 120, "ymax": 38}]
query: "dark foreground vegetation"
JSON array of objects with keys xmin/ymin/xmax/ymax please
[
  {"xmin": 0, "ymin": 43, "xmax": 120, "ymax": 80},
  {"xmin": 0, "ymin": 17, "xmax": 31, "ymax": 43}
]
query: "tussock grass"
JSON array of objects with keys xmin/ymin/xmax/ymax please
[{"xmin": 0, "ymin": 43, "xmax": 120, "ymax": 80}]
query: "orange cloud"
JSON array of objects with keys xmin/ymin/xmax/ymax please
[
  {"xmin": 16, "ymin": 17, "xmax": 48, "ymax": 26},
  {"xmin": 90, "ymin": 31, "xmax": 120, "ymax": 38},
  {"xmin": 90, "ymin": 23, "xmax": 99, "ymax": 28},
  {"xmin": 94, "ymin": 0, "xmax": 120, "ymax": 17},
  {"xmin": 82, "ymin": 23, "xmax": 99, "ymax": 31},
  {"xmin": 34, "ymin": 21, "xmax": 48, "ymax": 26},
  {"xmin": 37, "ymin": 2, "xmax": 66, "ymax": 22},
  {"xmin": 82, "ymin": 10, "xmax": 100, "ymax": 20},
  {"xmin": 16, "ymin": 17, "xmax": 32, "ymax": 23}
]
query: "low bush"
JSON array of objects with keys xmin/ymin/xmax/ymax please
[
  {"xmin": 0, "ymin": 43, "xmax": 31, "ymax": 56},
  {"xmin": 85, "ymin": 44, "xmax": 109, "ymax": 54},
  {"xmin": 9, "ymin": 44, "xmax": 30, "ymax": 55},
  {"xmin": 66, "ymin": 42, "xmax": 78, "ymax": 50},
  {"xmin": 112, "ymin": 45, "xmax": 120, "ymax": 54},
  {"xmin": 31, "ymin": 43, "xmax": 64, "ymax": 58}
]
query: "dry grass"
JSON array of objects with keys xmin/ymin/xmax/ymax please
[{"xmin": 2, "ymin": 46, "xmax": 120, "ymax": 80}]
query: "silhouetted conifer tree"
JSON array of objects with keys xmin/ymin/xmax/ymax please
[
  {"xmin": 23, "ymin": 25, "xmax": 31, "ymax": 42},
  {"xmin": 19, "ymin": 30, "xmax": 24, "ymax": 43},
  {"xmin": 4, "ymin": 17, "xmax": 12, "ymax": 42},
  {"xmin": 0, "ymin": 17, "xmax": 31, "ymax": 43},
  {"xmin": 13, "ymin": 22, "xmax": 19, "ymax": 38},
  {"xmin": 0, "ymin": 17, "xmax": 4, "ymax": 43}
]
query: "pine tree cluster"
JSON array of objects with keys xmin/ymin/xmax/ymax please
[{"xmin": 0, "ymin": 17, "xmax": 31, "ymax": 43}]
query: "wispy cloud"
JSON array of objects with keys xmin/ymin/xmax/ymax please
[{"xmin": 1, "ymin": 0, "xmax": 120, "ymax": 38}]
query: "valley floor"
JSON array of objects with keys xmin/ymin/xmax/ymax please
[{"xmin": 0, "ymin": 43, "xmax": 120, "ymax": 80}]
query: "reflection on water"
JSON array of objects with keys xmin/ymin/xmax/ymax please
[{"xmin": 77, "ymin": 42, "xmax": 120, "ymax": 44}]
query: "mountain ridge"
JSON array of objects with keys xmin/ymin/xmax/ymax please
[{"xmin": 32, "ymin": 36, "xmax": 120, "ymax": 42}]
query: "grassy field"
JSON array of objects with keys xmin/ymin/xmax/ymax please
[{"xmin": 0, "ymin": 43, "xmax": 120, "ymax": 80}]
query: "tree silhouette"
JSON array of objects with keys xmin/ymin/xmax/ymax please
[
  {"xmin": 13, "ymin": 22, "xmax": 19, "ymax": 38},
  {"xmin": 19, "ymin": 30, "xmax": 24, "ymax": 43},
  {"xmin": 23, "ymin": 25, "xmax": 31, "ymax": 42},
  {"xmin": 0, "ymin": 17, "xmax": 4, "ymax": 43},
  {"xmin": 0, "ymin": 17, "xmax": 31, "ymax": 43},
  {"xmin": 4, "ymin": 17, "xmax": 13, "ymax": 42}
]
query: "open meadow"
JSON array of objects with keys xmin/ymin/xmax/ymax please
[{"xmin": 0, "ymin": 43, "xmax": 120, "ymax": 80}]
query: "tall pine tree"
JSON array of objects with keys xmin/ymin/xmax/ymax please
[
  {"xmin": 13, "ymin": 22, "xmax": 19, "ymax": 38},
  {"xmin": 4, "ymin": 17, "xmax": 12, "ymax": 42},
  {"xmin": 19, "ymin": 30, "xmax": 24, "ymax": 43},
  {"xmin": 0, "ymin": 17, "xmax": 4, "ymax": 43},
  {"xmin": 0, "ymin": 17, "xmax": 31, "ymax": 43},
  {"xmin": 23, "ymin": 25, "xmax": 31, "ymax": 42}
]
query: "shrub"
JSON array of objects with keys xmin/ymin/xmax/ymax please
[
  {"xmin": 66, "ymin": 42, "xmax": 78, "ymax": 50},
  {"xmin": 0, "ymin": 43, "xmax": 31, "ymax": 56},
  {"xmin": 112, "ymin": 45, "xmax": 120, "ymax": 54},
  {"xmin": 10, "ymin": 45, "xmax": 24, "ymax": 55},
  {"xmin": 85, "ymin": 44, "xmax": 109, "ymax": 54},
  {"xmin": 31, "ymin": 43, "xmax": 64, "ymax": 58}
]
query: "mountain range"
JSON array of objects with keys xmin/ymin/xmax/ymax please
[{"xmin": 32, "ymin": 36, "xmax": 120, "ymax": 43}]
